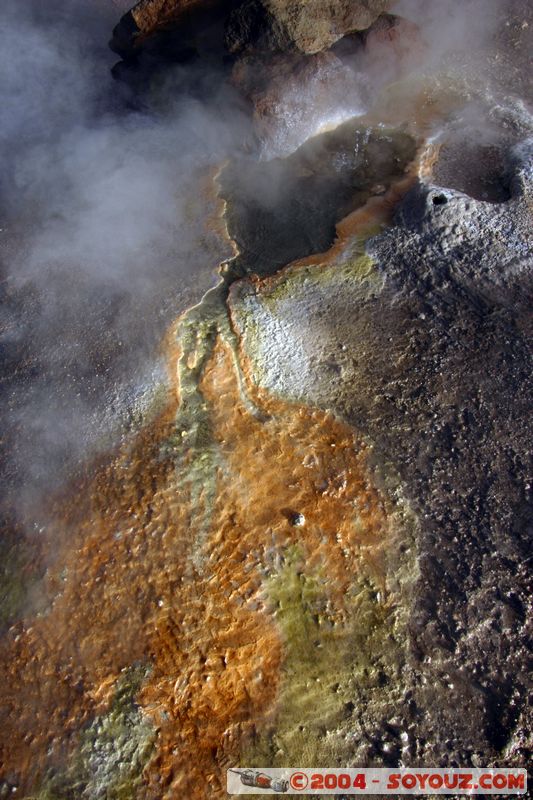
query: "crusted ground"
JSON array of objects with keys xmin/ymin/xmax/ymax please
[
  {"xmin": 0, "ymin": 328, "xmax": 417, "ymax": 798},
  {"xmin": 2, "ymin": 130, "xmax": 530, "ymax": 798},
  {"xmin": 228, "ymin": 141, "xmax": 533, "ymax": 770},
  {"xmin": 1, "ymin": 3, "xmax": 532, "ymax": 797}
]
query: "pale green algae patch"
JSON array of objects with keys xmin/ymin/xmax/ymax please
[
  {"xmin": 226, "ymin": 236, "xmax": 423, "ymax": 773},
  {"xmin": 248, "ymin": 547, "xmax": 390, "ymax": 768},
  {"xmin": 0, "ymin": 539, "xmax": 34, "ymax": 631},
  {"xmin": 240, "ymin": 501, "xmax": 420, "ymax": 772},
  {"xmin": 25, "ymin": 666, "xmax": 155, "ymax": 800},
  {"xmin": 166, "ymin": 288, "xmax": 226, "ymax": 554},
  {"xmin": 159, "ymin": 282, "xmax": 267, "ymax": 563}
]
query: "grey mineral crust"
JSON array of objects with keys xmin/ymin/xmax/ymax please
[
  {"xmin": 229, "ymin": 139, "xmax": 533, "ymax": 766},
  {"xmin": 369, "ymin": 138, "xmax": 533, "ymax": 305}
]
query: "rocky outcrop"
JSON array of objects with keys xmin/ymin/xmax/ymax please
[
  {"xmin": 111, "ymin": 0, "xmax": 392, "ymax": 56},
  {"xmin": 231, "ymin": 50, "xmax": 367, "ymax": 156},
  {"xmin": 110, "ymin": 0, "xmax": 225, "ymax": 55},
  {"xmin": 225, "ymin": 0, "xmax": 393, "ymax": 54},
  {"xmin": 230, "ymin": 13, "xmax": 422, "ymax": 156}
]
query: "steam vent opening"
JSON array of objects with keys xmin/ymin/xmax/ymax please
[{"xmin": 1, "ymin": 1, "xmax": 532, "ymax": 799}]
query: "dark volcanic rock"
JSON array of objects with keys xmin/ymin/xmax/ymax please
[
  {"xmin": 228, "ymin": 138, "xmax": 533, "ymax": 766},
  {"xmin": 110, "ymin": 0, "xmax": 226, "ymax": 56},
  {"xmin": 363, "ymin": 145, "xmax": 533, "ymax": 761},
  {"xmin": 220, "ymin": 120, "xmax": 417, "ymax": 279},
  {"xmin": 224, "ymin": 0, "xmax": 290, "ymax": 54}
]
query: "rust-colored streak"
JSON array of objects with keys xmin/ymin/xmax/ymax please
[
  {"xmin": 201, "ymin": 340, "xmax": 389, "ymax": 609},
  {"xmin": 0, "ymin": 402, "xmax": 179, "ymax": 787},
  {"xmin": 290, "ymin": 143, "xmax": 436, "ymax": 272},
  {"xmin": 0, "ymin": 333, "xmax": 390, "ymax": 799}
]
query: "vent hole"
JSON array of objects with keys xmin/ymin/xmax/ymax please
[{"xmin": 432, "ymin": 194, "xmax": 448, "ymax": 206}]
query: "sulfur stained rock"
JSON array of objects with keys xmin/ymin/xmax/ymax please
[
  {"xmin": 5, "ymin": 9, "xmax": 533, "ymax": 795},
  {"xmin": 0, "ymin": 117, "xmax": 426, "ymax": 784},
  {"xmin": 0, "ymin": 323, "xmax": 416, "ymax": 798}
]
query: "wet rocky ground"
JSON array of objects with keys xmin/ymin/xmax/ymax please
[
  {"xmin": 228, "ymin": 141, "xmax": 533, "ymax": 772},
  {"xmin": 1, "ymin": 1, "xmax": 532, "ymax": 798}
]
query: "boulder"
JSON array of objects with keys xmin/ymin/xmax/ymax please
[
  {"xmin": 225, "ymin": 0, "xmax": 393, "ymax": 54},
  {"xmin": 110, "ymin": 0, "xmax": 226, "ymax": 55},
  {"xmin": 231, "ymin": 50, "xmax": 368, "ymax": 156},
  {"xmin": 111, "ymin": 0, "xmax": 392, "ymax": 56},
  {"xmin": 230, "ymin": 14, "xmax": 423, "ymax": 156}
]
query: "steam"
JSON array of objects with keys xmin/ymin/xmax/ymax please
[
  {"xmin": 391, "ymin": 0, "xmax": 502, "ymax": 61},
  {"xmin": 259, "ymin": 0, "xmax": 532, "ymax": 157},
  {"xmin": 0, "ymin": 0, "xmax": 531, "ymax": 523},
  {"xmin": 0, "ymin": 0, "xmax": 248, "ymax": 521}
]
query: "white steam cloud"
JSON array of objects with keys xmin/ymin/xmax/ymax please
[
  {"xmin": 0, "ymin": 0, "xmax": 531, "ymax": 523},
  {"xmin": 0, "ymin": 0, "xmax": 248, "ymax": 520}
]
